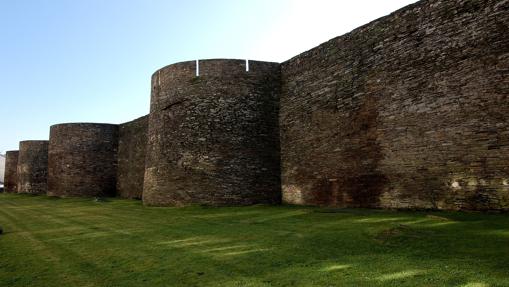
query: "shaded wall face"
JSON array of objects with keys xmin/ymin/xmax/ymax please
[
  {"xmin": 280, "ymin": 0, "xmax": 509, "ymax": 210},
  {"xmin": 117, "ymin": 115, "xmax": 148, "ymax": 199},
  {"xmin": 48, "ymin": 124, "xmax": 119, "ymax": 197},
  {"xmin": 4, "ymin": 151, "xmax": 19, "ymax": 193},
  {"xmin": 17, "ymin": 141, "xmax": 49, "ymax": 194},
  {"xmin": 144, "ymin": 59, "xmax": 281, "ymax": 206}
]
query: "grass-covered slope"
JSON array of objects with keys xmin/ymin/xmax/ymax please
[{"xmin": 0, "ymin": 193, "xmax": 508, "ymax": 286}]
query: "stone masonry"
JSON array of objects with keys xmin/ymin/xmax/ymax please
[
  {"xmin": 143, "ymin": 59, "xmax": 281, "ymax": 206},
  {"xmin": 4, "ymin": 151, "xmax": 19, "ymax": 193},
  {"xmin": 47, "ymin": 123, "xmax": 119, "ymax": 197},
  {"xmin": 117, "ymin": 115, "xmax": 148, "ymax": 199},
  {"xmin": 17, "ymin": 140, "xmax": 49, "ymax": 194},
  {"xmin": 6, "ymin": 0, "xmax": 507, "ymax": 211},
  {"xmin": 280, "ymin": 0, "xmax": 509, "ymax": 210}
]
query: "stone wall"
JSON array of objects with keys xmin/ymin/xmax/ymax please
[
  {"xmin": 48, "ymin": 123, "xmax": 119, "ymax": 197},
  {"xmin": 0, "ymin": 154, "xmax": 5, "ymax": 185},
  {"xmin": 17, "ymin": 141, "xmax": 48, "ymax": 194},
  {"xmin": 280, "ymin": 0, "xmax": 509, "ymax": 210},
  {"xmin": 117, "ymin": 115, "xmax": 148, "ymax": 199},
  {"xmin": 4, "ymin": 151, "xmax": 19, "ymax": 193},
  {"xmin": 143, "ymin": 59, "xmax": 281, "ymax": 206},
  {"xmin": 4, "ymin": 0, "xmax": 506, "ymax": 211}
]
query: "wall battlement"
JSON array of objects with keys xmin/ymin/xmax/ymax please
[{"xmin": 153, "ymin": 59, "xmax": 277, "ymax": 79}]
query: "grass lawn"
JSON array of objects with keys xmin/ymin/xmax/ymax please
[{"xmin": 0, "ymin": 194, "xmax": 508, "ymax": 287}]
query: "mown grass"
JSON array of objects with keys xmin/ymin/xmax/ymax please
[{"xmin": 0, "ymin": 193, "xmax": 508, "ymax": 287}]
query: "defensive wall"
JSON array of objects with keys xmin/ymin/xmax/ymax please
[
  {"xmin": 280, "ymin": 0, "xmax": 509, "ymax": 210},
  {"xmin": 4, "ymin": 0, "xmax": 508, "ymax": 211},
  {"xmin": 117, "ymin": 115, "xmax": 148, "ymax": 199}
]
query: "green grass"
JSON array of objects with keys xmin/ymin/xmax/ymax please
[{"xmin": 0, "ymin": 194, "xmax": 508, "ymax": 287}]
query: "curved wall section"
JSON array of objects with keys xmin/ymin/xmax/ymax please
[
  {"xmin": 48, "ymin": 123, "xmax": 119, "ymax": 197},
  {"xmin": 4, "ymin": 151, "xmax": 19, "ymax": 193},
  {"xmin": 17, "ymin": 141, "xmax": 49, "ymax": 194},
  {"xmin": 117, "ymin": 115, "xmax": 148, "ymax": 199},
  {"xmin": 143, "ymin": 59, "xmax": 281, "ymax": 206}
]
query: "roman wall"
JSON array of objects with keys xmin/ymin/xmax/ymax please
[
  {"xmin": 280, "ymin": 0, "xmax": 509, "ymax": 210},
  {"xmin": 4, "ymin": 151, "xmax": 19, "ymax": 193},
  {"xmin": 17, "ymin": 140, "xmax": 49, "ymax": 194},
  {"xmin": 143, "ymin": 59, "xmax": 281, "ymax": 206},
  {"xmin": 47, "ymin": 123, "xmax": 119, "ymax": 197},
  {"xmin": 3, "ymin": 0, "xmax": 507, "ymax": 211},
  {"xmin": 117, "ymin": 115, "xmax": 148, "ymax": 199}
]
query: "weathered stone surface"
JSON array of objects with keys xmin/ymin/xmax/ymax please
[
  {"xmin": 280, "ymin": 0, "xmax": 509, "ymax": 210},
  {"xmin": 48, "ymin": 123, "xmax": 119, "ymax": 197},
  {"xmin": 4, "ymin": 151, "xmax": 19, "ymax": 193},
  {"xmin": 143, "ymin": 59, "xmax": 281, "ymax": 206},
  {"xmin": 17, "ymin": 140, "xmax": 49, "ymax": 194},
  {"xmin": 117, "ymin": 115, "xmax": 148, "ymax": 199},
  {"xmin": 5, "ymin": 0, "xmax": 505, "ymax": 212}
]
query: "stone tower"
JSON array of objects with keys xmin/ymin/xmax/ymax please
[
  {"xmin": 48, "ymin": 123, "xmax": 119, "ymax": 197},
  {"xmin": 17, "ymin": 140, "xmax": 49, "ymax": 194},
  {"xmin": 143, "ymin": 59, "xmax": 281, "ymax": 206}
]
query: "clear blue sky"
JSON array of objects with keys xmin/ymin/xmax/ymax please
[{"xmin": 0, "ymin": 0, "xmax": 417, "ymax": 153}]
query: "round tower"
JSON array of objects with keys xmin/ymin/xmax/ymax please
[
  {"xmin": 143, "ymin": 59, "xmax": 281, "ymax": 206},
  {"xmin": 17, "ymin": 140, "xmax": 49, "ymax": 194},
  {"xmin": 47, "ymin": 123, "xmax": 119, "ymax": 197},
  {"xmin": 4, "ymin": 150, "xmax": 19, "ymax": 193}
]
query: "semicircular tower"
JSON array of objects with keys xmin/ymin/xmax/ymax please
[
  {"xmin": 143, "ymin": 59, "xmax": 281, "ymax": 206},
  {"xmin": 48, "ymin": 123, "xmax": 119, "ymax": 197},
  {"xmin": 17, "ymin": 140, "xmax": 49, "ymax": 194}
]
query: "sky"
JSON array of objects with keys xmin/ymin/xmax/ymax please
[{"xmin": 0, "ymin": 0, "xmax": 418, "ymax": 153}]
